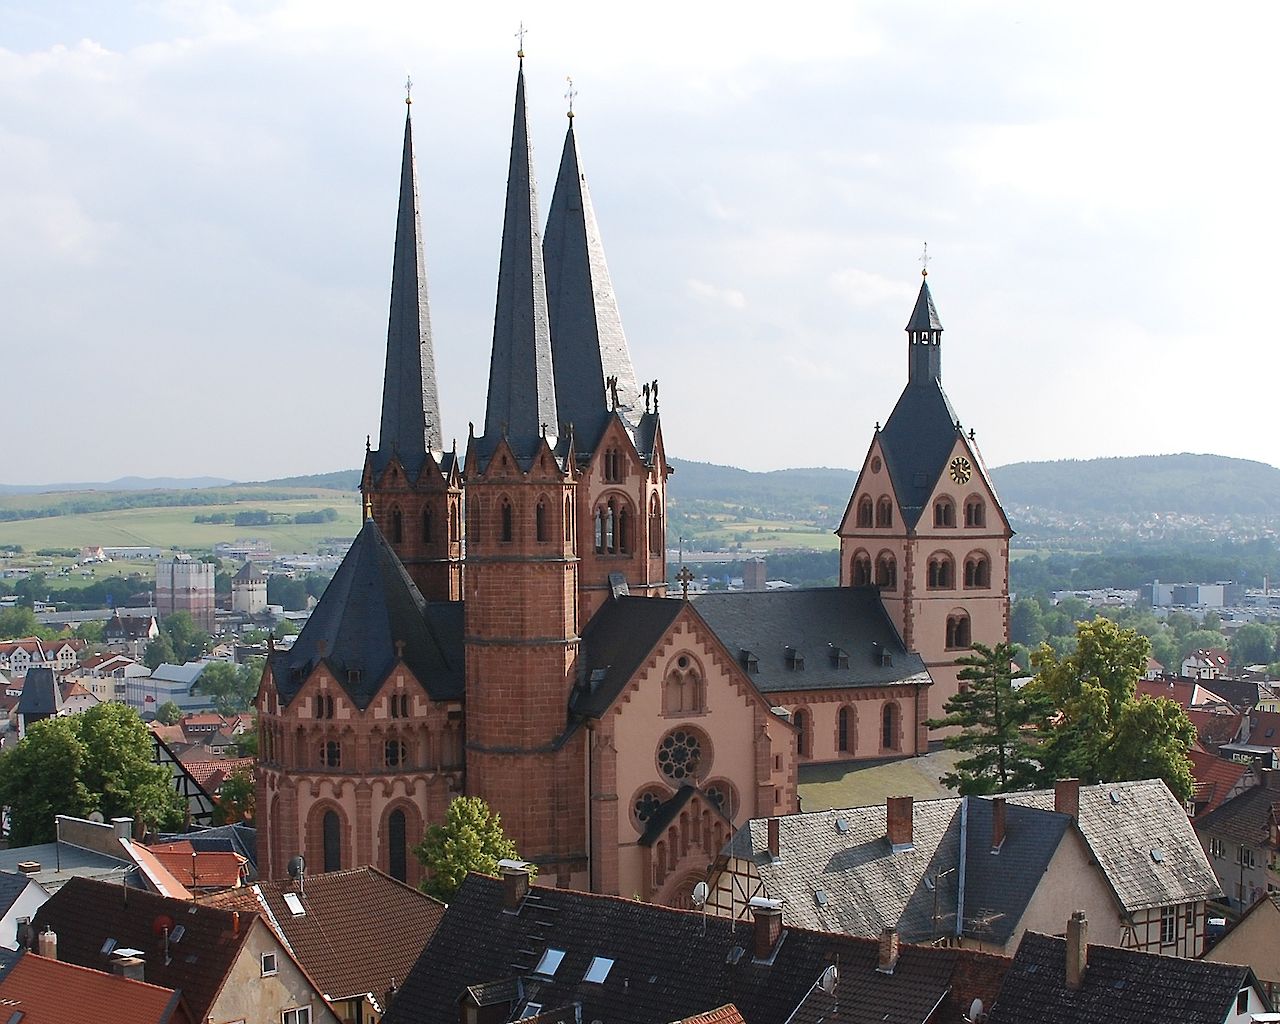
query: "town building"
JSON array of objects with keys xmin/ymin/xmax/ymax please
[
  {"xmin": 128, "ymin": 661, "xmax": 213, "ymax": 715},
  {"xmin": 154, "ymin": 555, "xmax": 216, "ymax": 632},
  {"xmin": 1203, "ymin": 891, "xmax": 1280, "ymax": 1003},
  {"xmin": 1195, "ymin": 769, "xmax": 1280, "ymax": 910},
  {"xmin": 231, "ymin": 561, "xmax": 268, "ymax": 614},
  {"xmin": 0, "ymin": 871, "xmax": 49, "ymax": 950},
  {"xmin": 256, "ymin": 58, "xmax": 1010, "ymax": 901}
]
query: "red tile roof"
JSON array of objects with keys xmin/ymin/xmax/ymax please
[
  {"xmin": 147, "ymin": 842, "xmax": 245, "ymax": 889},
  {"xmin": 676, "ymin": 1006, "xmax": 747, "ymax": 1024},
  {"xmin": 179, "ymin": 757, "xmax": 254, "ymax": 790},
  {"xmin": 0, "ymin": 951, "xmax": 192, "ymax": 1024},
  {"xmin": 1186, "ymin": 709, "xmax": 1243, "ymax": 752},
  {"xmin": 1189, "ymin": 750, "xmax": 1250, "ymax": 820}
]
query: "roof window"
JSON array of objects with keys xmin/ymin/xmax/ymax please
[
  {"xmin": 584, "ymin": 956, "xmax": 614, "ymax": 984},
  {"xmin": 283, "ymin": 891, "xmax": 305, "ymax": 916},
  {"xmin": 785, "ymin": 647, "xmax": 804, "ymax": 671},
  {"xmin": 533, "ymin": 948, "xmax": 566, "ymax": 978},
  {"xmin": 739, "ymin": 650, "xmax": 759, "ymax": 674},
  {"xmin": 829, "ymin": 645, "xmax": 849, "ymax": 669},
  {"xmin": 519, "ymin": 1004, "xmax": 543, "ymax": 1020}
]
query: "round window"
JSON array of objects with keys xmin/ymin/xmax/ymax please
[
  {"xmin": 632, "ymin": 787, "xmax": 668, "ymax": 831},
  {"xmin": 657, "ymin": 728, "xmax": 708, "ymax": 784},
  {"xmin": 705, "ymin": 779, "xmax": 738, "ymax": 820}
]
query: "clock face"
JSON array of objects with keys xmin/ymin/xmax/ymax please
[{"xmin": 949, "ymin": 456, "xmax": 973, "ymax": 484}]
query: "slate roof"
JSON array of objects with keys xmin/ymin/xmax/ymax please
[
  {"xmin": 232, "ymin": 561, "xmax": 264, "ymax": 583},
  {"xmin": 150, "ymin": 662, "xmax": 208, "ymax": 687},
  {"xmin": 377, "ymin": 103, "xmax": 443, "ymax": 461},
  {"xmin": 1195, "ymin": 773, "xmax": 1278, "ymax": 847},
  {"xmin": 986, "ymin": 931, "xmax": 1263, "ymax": 1024},
  {"xmin": 0, "ymin": 841, "xmax": 132, "ymax": 892},
  {"xmin": 478, "ymin": 61, "xmax": 558, "ymax": 466},
  {"xmin": 689, "ymin": 589, "xmax": 929, "ymax": 694},
  {"xmin": 0, "ymin": 950, "xmax": 192, "ymax": 1024},
  {"xmin": 0, "ymin": 870, "xmax": 37, "ymax": 916},
  {"xmin": 269, "ymin": 519, "xmax": 463, "ymax": 709},
  {"xmin": 572, "ymin": 595, "xmax": 686, "ymax": 717},
  {"xmin": 906, "ymin": 277, "xmax": 943, "ymax": 332},
  {"xmin": 878, "ymin": 379, "xmax": 962, "ymax": 530},
  {"xmin": 32, "ymin": 875, "xmax": 256, "ymax": 1021},
  {"xmin": 382, "ymin": 873, "xmax": 1010, "ymax": 1024},
  {"xmin": 543, "ymin": 119, "xmax": 641, "ymax": 454},
  {"xmin": 203, "ymin": 865, "xmax": 445, "ymax": 1005},
  {"xmin": 16, "ymin": 666, "xmax": 62, "ymax": 717}
]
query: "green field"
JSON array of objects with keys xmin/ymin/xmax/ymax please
[{"xmin": 0, "ymin": 489, "xmax": 362, "ymax": 556}]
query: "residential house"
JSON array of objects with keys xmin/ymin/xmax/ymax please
[
  {"xmin": 382, "ymin": 867, "xmax": 1010, "ymax": 1024},
  {"xmin": 58, "ymin": 677, "xmax": 99, "ymax": 714},
  {"xmin": 1196, "ymin": 769, "xmax": 1280, "ymax": 910},
  {"xmin": 1184, "ymin": 648, "xmax": 1231, "ymax": 680},
  {"xmin": 0, "ymin": 816, "xmax": 137, "ymax": 893},
  {"xmin": 1136, "ymin": 677, "xmax": 1230, "ymax": 710},
  {"xmin": 986, "ymin": 914, "xmax": 1270, "ymax": 1024},
  {"xmin": 1203, "ymin": 891, "xmax": 1280, "ymax": 1003},
  {"xmin": 104, "ymin": 612, "xmax": 160, "ymax": 659},
  {"xmin": 145, "ymin": 840, "xmax": 246, "ymax": 894},
  {"xmin": 1189, "ymin": 748, "xmax": 1252, "ymax": 821},
  {"xmin": 0, "ymin": 871, "xmax": 49, "ymax": 949},
  {"xmin": 32, "ymin": 875, "xmax": 339, "ymax": 1024},
  {"xmin": 708, "ymin": 780, "xmax": 1220, "ymax": 957},
  {"xmin": 1242, "ymin": 710, "xmax": 1280, "ymax": 763},
  {"xmin": 203, "ymin": 865, "xmax": 446, "ymax": 1023},
  {"xmin": 80, "ymin": 652, "xmax": 150, "ymax": 703},
  {"xmin": 151, "ymin": 732, "xmax": 217, "ymax": 827},
  {"xmin": 1189, "ymin": 708, "xmax": 1247, "ymax": 759},
  {"xmin": 0, "ymin": 638, "xmax": 48, "ymax": 676},
  {"xmin": 152, "ymin": 823, "xmax": 258, "ymax": 883},
  {"xmin": 0, "ymin": 947, "xmax": 195, "ymax": 1024}
]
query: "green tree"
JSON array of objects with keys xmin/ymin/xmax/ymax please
[
  {"xmin": 415, "ymin": 796, "xmax": 526, "ymax": 901},
  {"xmin": 928, "ymin": 642, "xmax": 1046, "ymax": 795},
  {"xmin": 1098, "ymin": 696, "xmax": 1196, "ymax": 802},
  {"xmin": 1178, "ymin": 628, "xmax": 1229, "ymax": 663},
  {"xmin": 267, "ymin": 577, "xmax": 308, "ymax": 611},
  {"xmin": 1232, "ymin": 623, "xmax": 1277, "ymax": 667},
  {"xmin": 274, "ymin": 619, "xmax": 299, "ymax": 637},
  {"xmin": 197, "ymin": 660, "xmax": 262, "ymax": 715},
  {"xmin": 0, "ymin": 718, "xmax": 91, "ymax": 845},
  {"xmin": 74, "ymin": 620, "xmax": 104, "ymax": 644},
  {"xmin": 77, "ymin": 702, "xmax": 184, "ymax": 828},
  {"xmin": 161, "ymin": 611, "xmax": 210, "ymax": 662},
  {"xmin": 215, "ymin": 766, "xmax": 255, "ymax": 825},
  {"xmin": 1009, "ymin": 598, "xmax": 1047, "ymax": 647},
  {"xmin": 0, "ymin": 607, "xmax": 54, "ymax": 641},
  {"xmin": 144, "ymin": 633, "xmax": 177, "ymax": 670},
  {"xmin": 156, "ymin": 701, "xmax": 183, "ymax": 725}
]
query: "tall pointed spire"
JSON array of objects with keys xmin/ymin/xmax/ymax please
[
  {"xmin": 379, "ymin": 95, "xmax": 443, "ymax": 456},
  {"xmin": 906, "ymin": 272, "xmax": 943, "ymax": 385},
  {"xmin": 544, "ymin": 113, "xmax": 640, "ymax": 451},
  {"xmin": 481, "ymin": 60, "xmax": 558, "ymax": 457}
]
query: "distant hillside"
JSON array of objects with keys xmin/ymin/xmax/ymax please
[
  {"xmin": 247, "ymin": 469, "xmax": 362, "ymax": 490},
  {"xmin": 989, "ymin": 454, "xmax": 1280, "ymax": 516},
  {"xmin": 667, "ymin": 458, "xmax": 855, "ymax": 512},
  {"xmin": 0, "ymin": 475, "xmax": 234, "ymax": 495}
]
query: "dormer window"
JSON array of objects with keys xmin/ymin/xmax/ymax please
[
  {"xmin": 785, "ymin": 647, "xmax": 804, "ymax": 671},
  {"xmin": 739, "ymin": 650, "xmax": 759, "ymax": 674},
  {"xmin": 829, "ymin": 645, "xmax": 849, "ymax": 669}
]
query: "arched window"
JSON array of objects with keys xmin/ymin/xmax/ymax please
[
  {"xmin": 927, "ymin": 554, "xmax": 954, "ymax": 589},
  {"xmin": 385, "ymin": 739, "xmax": 404, "ymax": 767},
  {"xmin": 794, "ymin": 708, "xmax": 811, "ymax": 758},
  {"xmin": 851, "ymin": 551, "xmax": 872, "ymax": 586},
  {"xmin": 536, "ymin": 498, "xmax": 548, "ymax": 542},
  {"xmin": 388, "ymin": 808, "xmax": 407, "ymax": 882},
  {"xmin": 965, "ymin": 497, "xmax": 986, "ymax": 528},
  {"xmin": 964, "ymin": 553, "xmax": 991, "ymax": 589},
  {"xmin": 838, "ymin": 706, "xmax": 853, "ymax": 754},
  {"xmin": 881, "ymin": 703, "xmax": 899, "ymax": 751},
  {"xmin": 594, "ymin": 507, "xmax": 605, "ymax": 554},
  {"xmin": 500, "ymin": 499, "xmax": 514, "ymax": 543},
  {"xmin": 934, "ymin": 497, "xmax": 956, "ymax": 528},
  {"xmin": 391, "ymin": 507, "xmax": 403, "ymax": 544},
  {"xmin": 323, "ymin": 810, "xmax": 341, "ymax": 871},
  {"xmin": 422, "ymin": 507, "xmax": 433, "ymax": 543},
  {"xmin": 946, "ymin": 611, "xmax": 972, "ymax": 650},
  {"xmin": 603, "ymin": 448, "xmax": 622, "ymax": 483},
  {"xmin": 875, "ymin": 552, "xmax": 897, "ymax": 590},
  {"xmin": 663, "ymin": 656, "xmax": 703, "ymax": 714},
  {"xmin": 649, "ymin": 494, "xmax": 663, "ymax": 555},
  {"xmin": 875, "ymin": 497, "xmax": 893, "ymax": 528},
  {"xmin": 618, "ymin": 505, "xmax": 631, "ymax": 554},
  {"xmin": 565, "ymin": 496, "xmax": 574, "ymax": 542},
  {"xmin": 449, "ymin": 502, "xmax": 460, "ymax": 542},
  {"xmin": 856, "ymin": 496, "xmax": 873, "ymax": 529},
  {"xmin": 320, "ymin": 739, "xmax": 341, "ymax": 768}
]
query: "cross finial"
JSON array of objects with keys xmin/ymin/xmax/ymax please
[
  {"xmin": 364, "ymin": 496, "xmax": 373, "ymax": 521},
  {"xmin": 405, "ymin": 75, "xmax": 413, "ymax": 106},
  {"xmin": 565, "ymin": 75, "xmax": 577, "ymax": 119},
  {"xmin": 676, "ymin": 565, "xmax": 695, "ymax": 600},
  {"xmin": 515, "ymin": 21, "xmax": 527, "ymax": 59},
  {"xmin": 919, "ymin": 242, "xmax": 930, "ymax": 278}
]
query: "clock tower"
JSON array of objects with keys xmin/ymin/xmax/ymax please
[{"xmin": 836, "ymin": 271, "xmax": 1012, "ymax": 726}]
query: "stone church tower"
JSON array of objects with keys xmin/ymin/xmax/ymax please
[{"xmin": 837, "ymin": 271, "xmax": 1012, "ymax": 723}]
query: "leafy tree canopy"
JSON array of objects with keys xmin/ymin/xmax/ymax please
[
  {"xmin": 414, "ymin": 796, "xmax": 528, "ymax": 901},
  {"xmin": 215, "ymin": 766, "xmax": 255, "ymax": 825},
  {"xmin": 156, "ymin": 700, "xmax": 183, "ymax": 725}
]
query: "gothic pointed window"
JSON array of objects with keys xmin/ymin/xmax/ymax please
[
  {"xmin": 422, "ymin": 507, "xmax": 433, "ymax": 543},
  {"xmin": 663, "ymin": 655, "xmax": 703, "ymax": 715},
  {"xmin": 851, "ymin": 551, "xmax": 872, "ymax": 587},
  {"xmin": 565, "ymin": 496, "xmax": 574, "ymax": 542},
  {"xmin": 857, "ymin": 496, "xmax": 873, "ymax": 529},
  {"xmin": 388, "ymin": 808, "xmax": 407, "ymax": 882},
  {"xmin": 875, "ymin": 552, "xmax": 897, "ymax": 589},
  {"xmin": 594, "ymin": 507, "xmax": 605, "ymax": 554},
  {"xmin": 618, "ymin": 506, "xmax": 631, "ymax": 554},
  {"xmin": 794, "ymin": 708, "xmax": 811, "ymax": 758},
  {"xmin": 606, "ymin": 501, "xmax": 617, "ymax": 553},
  {"xmin": 500, "ymin": 499, "xmax": 514, "ymax": 543},
  {"xmin": 876, "ymin": 498, "xmax": 893, "ymax": 528},
  {"xmin": 391, "ymin": 507, "xmax": 404, "ymax": 544},
  {"xmin": 536, "ymin": 498, "xmax": 548, "ymax": 542},
  {"xmin": 649, "ymin": 494, "xmax": 663, "ymax": 555},
  {"xmin": 323, "ymin": 810, "xmax": 341, "ymax": 871},
  {"xmin": 449, "ymin": 502, "xmax": 460, "ymax": 542}
]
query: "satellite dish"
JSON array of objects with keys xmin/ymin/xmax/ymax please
[
  {"xmin": 818, "ymin": 964, "xmax": 839, "ymax": 994},
  {"xmin": 287, "ymin": 855, "xmax": 306, "ymax": 880},
  {"xmin": 88, "ymin": 811, "xmax": 105, "ymax": 824},
  {"xmin": 692, "ymin": 882, "xmax": 709, "ymax": 907},
  {"xmin": 151, "ymin": 914, "xmax": 175, "ymax": 936},
  {"xmin": 968, "ymin": 998, "xmax": 985, "ymax": 1023}
]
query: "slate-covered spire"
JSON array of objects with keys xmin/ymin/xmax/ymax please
[
  {"xmin": 482, "ymin": 60, "xmax": 558, "ymax": 456},
  {"xmin": 906, "ymin": 271, "xmax": 943, "ymax": 385},
  {"xmin": 544, "ymin": 115, "xmax": 640, "ymax": 451},
  {"xmin": 380, "ymin": 98, "xmax": 443, "ymax": 456}
]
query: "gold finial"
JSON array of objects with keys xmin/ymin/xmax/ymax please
[
  {"xmin": 364, "ymin": 496, "xmax": 373, "ymax": 521},
  {"xmin": 405, "ymin": 75, "xmax": 413, "ymax": 106},
  {"xmin": 515, "ymin": 21, "xmax": 527, "ymax": 60},
  {"xmin": 565, "ymin": 75, "xmax": 577, "ymax": 119},
  {"xmin": 920, "ymin": 242, "xmax": 930, "ymax": 278}
]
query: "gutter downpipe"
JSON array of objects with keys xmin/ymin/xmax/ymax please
[{"xmin": 955, "ymin": 796, "xmax": 968, "ymax": 942}]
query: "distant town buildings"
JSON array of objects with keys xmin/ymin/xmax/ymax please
[
  {"xmin": 230, "ymin": 561, "xmax": 267, "ymax": 614},
  {"xmin": 154, "ymin": 554, "xmax": 216, "ymax": 631}
]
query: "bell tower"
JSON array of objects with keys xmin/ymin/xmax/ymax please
[{"xmin": 362, "ymin": 88, "xmax": 463, "ymax": 602}]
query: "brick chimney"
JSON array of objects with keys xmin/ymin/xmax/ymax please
[
  {"xmin": 110, "ymin": 954, "xmax": 146, "ymax": 982},
  {"xmin": 767, "ymin": 817, "xmax": 780, "ymax": 861},
  {"xmin": 498, "ymin": 859, "xmax": 530, "ymax": 913},
  {"xmin": 876, "ymin": 927, "xmax": 900, "ymax": 974},
  {"xmin": 1065, "ymin": 910, "xmax": 1088, "ymax": 991},
  {"xmin": 1054, "ymin": 778, "xmax": 1080, "ymax": 820},
  {"xmin": 886, "ymin": 796, "xmax": 914, "ymax": 850},
  {"xmin": 991, "ymin": 797, "xmax": 1007, "ymax": 852},
  {"xmin": 749, "ymin": 897, "xmax": 784, "ymax": 960}
]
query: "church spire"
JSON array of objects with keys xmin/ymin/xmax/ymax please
[
  {"xmin": 544, "ymin": 111, "xmax": 640, "ymax": 452},
  {"xmin": 906, "ymin": 271, "xmax": 943, "ymax": 385},
  {"xmin": 379, "ymin": 95, "xmax": 443, "ymax": 457},
  {"xmin": 481, "ymin": 59, "xmax": 558, "ymax": 458}
]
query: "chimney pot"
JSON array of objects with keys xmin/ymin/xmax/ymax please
[
  {"xmin": 16, "ymin": 861, "xmax": 40, "ymax": 875},
  {"xmin": 111, "ymin": 817, "xmax": 134, "ymax": 840},
  {"xmin": 749, "ymin": 897, "xmax": 783, "ymax": 961},
  {"xmin": 1065, "ymin": 910, "xmax": 1088, "ymax": 991},
  {"xmin": 991, "ymin": 797, "xmax": 1007, "ymax": 852},
  {"xmin": 1054, "ymin": 779, "xmax": 1080, "ymax": 820},
  {"xmin": 499, "ymin": 859, "xmax": 530, "ymax": 912},
  {"xmin": 37, "ymin": 926, "xmax": 56, "ymax": 960},
  {"xmin": 886, "ymin": 796, "xmax": 914, "ymax": 850},
  {"xmin": 767, "ymin": 817, "xmax": 780, "ymax": 861},
  {"xmin": 110, "ymin": 954, "xmax": 146, "ymax": 982},
  {"xmin": 877, "ymin": 927, "xmax": 900, "ymax": 974}
]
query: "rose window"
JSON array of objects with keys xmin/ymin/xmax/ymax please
[
  {"xmin": 657, "ymin": 729, "xmax": 704, "ymax": 783},
  {"xmin": 634, "ymin": 790, "xmax": 666, "ymax": 826},
  {"xmin": 705, "ymin": 780, "xmax": 737, "ymax": 819}
]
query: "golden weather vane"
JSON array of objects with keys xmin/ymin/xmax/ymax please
[
  {"xmin": 405, "ymin": 74, "xmax": 413, "ymax": 106},
  {"xmin": 565, "ymin": 75, "xmax": 577, "ymax": 118},
  {"xmin": 515, "ymin": 21, "xmax": 527, "ymax": 58},
  {"xmin": 920, "ymin": 242, "xmax": 930, "ymax": 278}
]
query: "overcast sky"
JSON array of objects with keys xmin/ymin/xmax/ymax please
[{"xmin": 4, "ymin": 2, "xmax": 1277, "ymax": 484}]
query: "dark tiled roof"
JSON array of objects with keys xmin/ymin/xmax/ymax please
[
  {"xmin": 639, "ymin": 785, "xmax": 733, "ymax": 847},
  {"xmin": 689, "ymin": 589, "xmax": 928, "ymax": 693},
  {"xmin": 383, "ymin": 874, "xmax": 1009, "ymax": 1024},
  {"xmin": 572, "ymin": 596, "xmax": 686, "ymax": 717},
  {"xmin": 478, "ymin": 63, "xmax": 558, "ymax": 468},
  {"xmin": 878, "ymin": 379, "xmax": 962, "ymax": 529},
  {"xmin": 154, "ymin": 824, "xmax": 257, "ymax": 877},
  {"xmin": 0, "ymin": 871, "xmax": 36, "ymax": 916},
  {"xmin": 204, "ymin": 865, "xmax": 444, "ymax": 1005},
  {"xmin": 379, "ymin": 105, "xmax": 443, "ymax": 458},
  {"xmin": 32, "ymin": 875, "xmax": 252, "ymax": 1021},
  {"xmin": 0, "ymin": 950, "xmax": 191, "ymax": 1024},
  {"xmin": 232, "ymin": 561, "xmax": 264, "ymax": 583},
  {"xmin": 543, "ymin": 121, "xmax": 641, "ymax": 455},
  {"xmin": 906, "ymin": 278, "xmax": 942, "ymax": 332},
  {"xmin": 269, "ymin": 520, "xmax": 462, "ymax": 708},
  {"xmin": 1196, "ymin": 775, "xmax": 1277, "ymax": 847},
  {"xmin": 17, "ymin": 666, "xmax": 62, "ymax": 716},
  {"xmin": 986, "ymin": 931, "xmax": 1262, "ymax": 1024},
  {"xmin": 1198, "ymin": 676, "xmax": 1259, "ymax": 711}
]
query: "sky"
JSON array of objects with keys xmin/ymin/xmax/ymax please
[{"xmin": 4, "ymin": 1, "xmax": 1278, "ymax": 484}]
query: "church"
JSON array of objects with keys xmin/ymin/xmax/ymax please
[{"xmin": 254, "ymin": 55, "xmax": 1010, "ymax": 906}]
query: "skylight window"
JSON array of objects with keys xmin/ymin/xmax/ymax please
[
  {"xmin": 533, "ymin": 948, "xmax": 566, "ymax": 978},
  {"xmin": 283, "ymin": 891, "xmax": 306, "ymax": 916},
  {"xmin": 584, "ymin": 957, "xmax": 614, "ymax": 984},
  {"xmin": 170, "ymin": 925, "xmax": 185, "ymax": 943},
  {"xmin": 101, "ymin": 938, "xmax": 117, "ymax": 956},
  {"xmin": 519, "ymin": 1004, "xmax": 543, "ymax": 1020}
]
